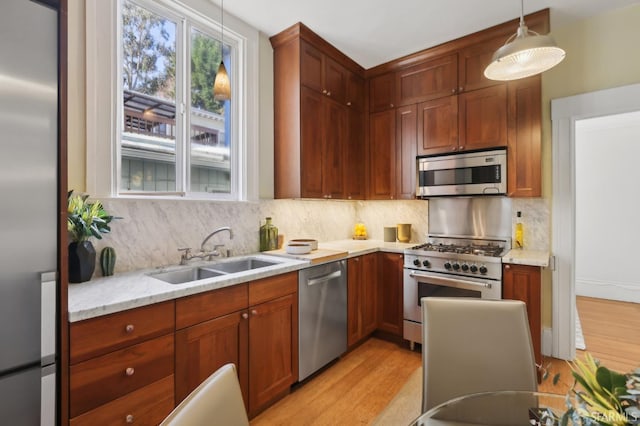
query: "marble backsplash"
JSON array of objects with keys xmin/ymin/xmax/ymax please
[{"xmin": 93, "ymin": 196, "xmax": 548, "ymax": 275}]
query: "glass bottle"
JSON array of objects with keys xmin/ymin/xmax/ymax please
[
  {"xmin": 515, "ymin": 211, "xmax": 524, "ymax": 249},
  {"xmin": 259, "ymin": 217, "xmax": 278, "ymax": 251}
]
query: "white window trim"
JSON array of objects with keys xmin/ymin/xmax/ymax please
[{"xmin": 85, "ymin": 0, "xmax": 259, "ymax": 201}]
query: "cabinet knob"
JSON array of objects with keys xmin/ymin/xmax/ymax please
[
  {"xmin": 346, "ymin": 101, "xmax": 352, "ymax": 106},
  {"xmin": 459, "ymin": 86, "xmax": 464, "ymax": 92},
  {"xmin": 451, "ymin": 147, "xmax": 457, "ymax": 151},
  {"xmin": 459, "ymin": 145, "xmax": 464, "ymax": 150},
  {"xmin": 251, "ymin": 309, "xmax": 258, "ymax": 316},
  {"xmin": 451, "ymin": 88, "xmax": 456, "ymax": 94},
  {"xmin": 322, "ymin": 89, "xmax": 327, "ymax": 94},
  {"xmin": 390, "ymin": 103, "xmax": 394, "ymax": 108},
  {"xmin": 505, "ymin": 264, "xmax": 511, "ymax": 270},
  {"xmin": 327, "ymin": 91, "xmax": 331, "ymax": 96},
  {"xmin": 125, "ymin": 367, "xmax": 135, "ymax": 376},
  {"xmin": 125, "ymin": 414, "xmax": 134, "ymax": 424},
  {"xmin": 125, "ymin": 324, "xmax": 134, "ymax": 333},
  {"xmin": 242, "ymin": 312, "xmax": 249, "ymax": 319}
]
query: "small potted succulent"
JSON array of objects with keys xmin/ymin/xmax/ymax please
[{"xmin": 67, "ymin": 191, "xmax": 115, "ymax": 283}]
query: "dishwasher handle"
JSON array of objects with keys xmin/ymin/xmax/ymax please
[{"xmin": 306, "ymin": 270, "xmax": 342, "ymax": 286}]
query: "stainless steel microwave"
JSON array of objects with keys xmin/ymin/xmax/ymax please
[{"xmin": 417, "ymin": 149, "xmax": 507, "ymax": 197}]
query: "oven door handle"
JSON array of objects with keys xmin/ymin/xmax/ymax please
[{"xmin": 409, "ymin": 271, "xmax": 493, "ymax": 289}]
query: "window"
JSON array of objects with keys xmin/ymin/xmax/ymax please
[
  {"xmin": 120, "ymin": 0, "xmax": 232, "ymax": 196},
  {"xmin": 85, "ymin": 0, "xmax": 259, "ymax": 200}
]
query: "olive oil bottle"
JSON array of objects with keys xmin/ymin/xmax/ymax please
[{"xmin": 515, "ymin": 211, "xmax": 524, "ymax": 249}]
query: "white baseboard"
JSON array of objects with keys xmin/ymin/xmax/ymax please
[
  {"xmin": 542, "ymin": 327, "xmax": 553, "ymax": 357},
  {"xmin": 576, "ymin": 278, "xmax": 640, "ymax": 303}
]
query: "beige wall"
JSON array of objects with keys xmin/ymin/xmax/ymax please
[
  {"xmin": 538, "ymin": 3, "xmax": 640, "ymax": 327},
  {"xmin": 68, "ymin": 0, "xmax": 86, "ymax": 192}
]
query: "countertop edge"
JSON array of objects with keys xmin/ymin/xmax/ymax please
[{"xmin": 502, "ymin": 249, "xmax": 550, "ymax": 268}]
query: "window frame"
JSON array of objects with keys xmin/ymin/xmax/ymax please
[{"xmin": 85, "ymin": 0, "xmax": 259, "ymax": 201}]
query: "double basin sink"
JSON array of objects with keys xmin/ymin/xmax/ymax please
[{"xmin": 148, "ymin": 257, "xmax": 279, "ymax": 284}]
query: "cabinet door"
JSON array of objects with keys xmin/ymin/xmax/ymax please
[
  {"xmin": 360, "ymin": 253, "xmax": 378, "ymax": 336},
  {"xmin": 377, "ymin": 252, "xmax": 403, "ymax": 336},
  {"xmin": 346, "ymin": 71, "xmax": 365, "ymax": 111},
  {"xmin": 300, "ymin": 87, "xmax": 325, "ymax": 198},
  {"xmin": 249, "ymin": 293, "xmax": 298, "ymax": 416},
  {"xmin": 507, "ymin": 76, "xmax": 541, "ymax": 197},
  {"xmin": 459, "ymin": 84, "xmax": 507, "ymax": 152},
  {"xmin": 174, "ymin": 311, "xmax": 249, "ymax": 407},
  {"xmin": 458, "ymin": 36, "xmax": 505, "ymax": 93},
  {"xmin": 300, "ymin": 40, "xmax": 323, "ymax": 93},
  {"xmin": 396, "ymin": 105, "xmax": 417, "ymax": 199},
  {"xmin": 347, "ymin": 256, "xmax": 363, "ymax": 346},
  {"xmin": 502, "ymin": 264, "xmax": 542, "ymax": 369},
  {"xmin": 397, "ymin": 53, "xmax": 457, "ymax": 106},
  {"xmin": 344, "ymin": 108, "xmax": 365, "ymax": 200},
  {"xmin": 369, "ymin": 72, "xmax": 396, "ymax": 113},
  {"xmin": 417, "ymin": 96, "xmax": 458, "ymax": 156},
  {"xmin": 324, "ymin": 56, "xmax": 348, "ymax": 105},
  {"xmin": 323, "ymin": 99, "xmax": 347, "ymax": 199},
  {"xmin": 368, "ymin": 110, "xmax": 396, "ymax": 199}
]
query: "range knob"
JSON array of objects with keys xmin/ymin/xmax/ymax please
[
  {"xmin": 444, "ymin": 261, "xmax": 452, "ymax": 270},
  {"xmin": 413, "ymin": 259, "xmax": 421, "ymax": 267},
  {"xmin": 461, "ymin": 263, "xmax": 469, "ymax": 272},
  {"xmin": 470, "ymin": 264, "xmax": 478, "ymax": 273},
  {"xmin": 479, "ymin": 265, "xmax": 488, "ymax": 274},
  {"xmin": 422, "ymin": 260, "xmax": 431, "ymax": 268},
  {"xmin": 452, "ymin": 262, "xmax": 460, "ymax": 271}
]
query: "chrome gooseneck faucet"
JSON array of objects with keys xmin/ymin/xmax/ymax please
[{"xmin": 178, "ymin": 226, "xmax": 234, "ymax": 265}]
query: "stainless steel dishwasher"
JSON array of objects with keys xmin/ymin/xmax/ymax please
[{"xmin": 298, "ymin": 259, "xmax": 347, "ymax": 381}]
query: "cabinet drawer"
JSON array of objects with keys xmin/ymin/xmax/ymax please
[
  {"xmin": 70, "ymin": 301, "xmax": 175, "ymax": 364},
  {"xmin": 70, "ymin": 375, "xmax": 174, "ymax": 426},
  {"xmin": 249, "ymin": 272, "xmax": 297, "ymax": 306},
  {"xmin": 176, "ymin": 283, "xmax": 248, "ymax": 329},
  {"xmin": 70, "ymin": 334, "xmax": 174, "ymax": 418}
]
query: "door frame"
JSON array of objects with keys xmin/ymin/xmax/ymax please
[{"xmin": 551, "ymin": 82, "xmax": 640, "ymax": 360}]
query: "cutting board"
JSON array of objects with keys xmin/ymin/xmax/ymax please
[{"xmin": 264, "ymin": 248, "xmax": 348, "ymax": 264}]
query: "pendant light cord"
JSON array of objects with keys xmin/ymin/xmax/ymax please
[
  {"xmin": 220, "ymin": 0, "xmax": 224, "ymax": 54},
  {"xmin": 519, "ymin": 0, "xmax": 524, "ymax": 26}
]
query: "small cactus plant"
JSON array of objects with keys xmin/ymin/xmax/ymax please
[{"xmin": 100, "ymin": 246, "xmax": 116, "ymax": 276}]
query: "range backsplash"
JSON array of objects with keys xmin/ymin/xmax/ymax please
[{"xmin": 92, "ymin": 197, "xmax": 548, "ymax": 275}]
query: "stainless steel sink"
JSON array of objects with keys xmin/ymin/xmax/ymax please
[
  {"xmin": 148, "ymin": 256, "xmax": 281, "ymax": 284},
  {"xmin": 150, "ymin": 267, "xmax": 225, "ymax": 284},
  {"xmin": 209, "ymin": 258, "xmax": 278, "ymax": 273}
]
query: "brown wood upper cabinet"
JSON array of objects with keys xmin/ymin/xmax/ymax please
[
  {"xmin": 397, "ymin": 53, "xmax": 458, "ymax": 106},
  {"xmin": 271, "ymin": 23, "xmax": 365, "ymax": 199},
  {"xmin": 458, "ymin": 36, "xmax": 505, "ymax": 93},
  {"xmin": 369, "ymin": 72, "xmax": 396, "ymax": 113},
  {"xmin": 301, "ymin": 40, "xmax": 348, "ymax": 105}
]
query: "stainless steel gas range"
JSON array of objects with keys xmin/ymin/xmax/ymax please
[{"xmin": 403, "ymin": 198, "xmax": 512, "ymax": 350}]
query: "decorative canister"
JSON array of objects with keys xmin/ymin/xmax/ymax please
[{"xmin": 259, "ymin": 217, "xmax": 278, "ymax": 251}]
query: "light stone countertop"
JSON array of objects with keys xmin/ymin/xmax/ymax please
[
  {"xmin": 502, "ymin": 249, "xmax": 550, "ymax": 267},
  {"xmin": 68, "ymin": 240, "xmax": 415, "ymax": 323}
]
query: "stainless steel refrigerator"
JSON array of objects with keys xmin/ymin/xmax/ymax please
[{"xmin": 0, "ymin": 0, "xmax": 59, "ymax": 424}]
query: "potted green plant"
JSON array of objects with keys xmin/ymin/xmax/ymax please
[
  {"xmin": 563, "ymin": 353, "xmax": 640, "ymax": 425},
  {"xmin": 67, "ymin": 191, "xmax": 115, "ymax": 283}
]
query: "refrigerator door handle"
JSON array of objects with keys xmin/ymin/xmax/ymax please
[
  {"xmin": 41, "ymin": 272, "xmax": 56, "ymax": 365},
  {"xmin": 41, "ymin": 364, "xmax": 56, "ymax": 426}
]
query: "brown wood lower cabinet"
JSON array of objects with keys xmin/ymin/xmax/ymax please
[
  {"xmin": 347, "ymin": 253, "xmax": 378, "ymax": 347},
  {"xmin": 174, "ymin": 272, "xmax": 298, "ymax": 419},
  {"xmin": 69, "ymin": 375, "xmax": 174, "ymax": 426},
  {"xmin": 502, "ymin": 263, "xmax": 542, "ymax": 369},
  {"xmin": 377, "ymin": 252, "xmax": 404, "ymax": 336}
]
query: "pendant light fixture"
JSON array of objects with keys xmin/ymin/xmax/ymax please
[
  {"xmin": 484, "ymin": 0, "xmax": 565, "ymax": 81},
  {"xmin": 213, "ymin": 0, "xmax": 231, "ymax": 100}
]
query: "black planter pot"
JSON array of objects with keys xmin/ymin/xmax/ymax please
[{"xmin": 69, "ymin": 241, "xmax": 96, "ymax": 283}]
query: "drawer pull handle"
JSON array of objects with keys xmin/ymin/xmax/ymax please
[
  {"xmin": 251, "ymin": 309, "xmax": 258, "ymax": 316},
  {"xmin": 125, "ymin": 367, "xmax": 135, "ymax": 376},
  {"xmin": 125, "ymin": 324, "xmax": 134, "ymax": 333},
  {"xmin": 241, "ymin": 313, "xmax": 249, "ymax": 319},
  {"xmin": 126, "ymin": 414, "xmax": 134, "ymax": 423}
]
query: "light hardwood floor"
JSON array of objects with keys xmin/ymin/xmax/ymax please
[{"xmin": 251, "ymin": 296, "xmax": 640, "ymax": 424}]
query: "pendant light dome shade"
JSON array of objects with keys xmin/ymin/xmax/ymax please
[
  {"xmin": 484, "ymin": 22, "xmax": 565, "ymax": 81},
  {"xmin": 213, "ymin": 60, "xmax": 231, "ymax": 101}
]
